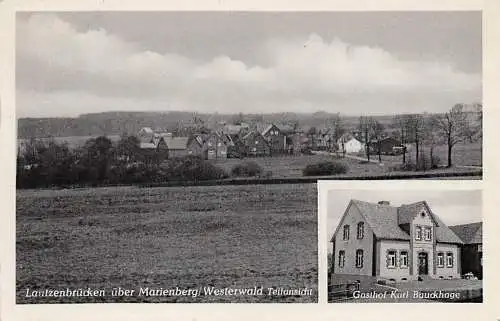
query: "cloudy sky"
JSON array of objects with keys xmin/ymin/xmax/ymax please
[
  {"xmin": 16, "ymin": 11, "xmax": 482, "ymax": 118},
  {"xmin": 326, "ymin": 189, "xmax": 482, "ymax": 244}
]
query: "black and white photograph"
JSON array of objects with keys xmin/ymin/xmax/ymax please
[
  {"xmin": 326, "ymin": 187, "xmax": 482, "ymax": 303},
  {"xmin": 14, "ymin": 11, "xmax": 482, "ymax": 304}
]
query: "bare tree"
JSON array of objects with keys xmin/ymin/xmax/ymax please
[
  {"xmin": 358, "ymin": 116, "xmax": 374, "ymax": 161},
  {"xmin": 325, "ymin": 113, "xmax": 345, "ymax": 152},
  {"xmin": 370, "ymin": 120, "xmax": 385, "ymax": 163},
  {"xmin": 406, "ymin": 114, "xmax": 425, "ymax": 167},
  {"xmin": 434, "ymin": 104, "xmax": 468, "ymax": 168},
  {"xmin": 422, "ymin": 116, "xmax": 442, "ymax": 169},
  {"xmin": 393, "ymin": 115, "xmax": 411, "ymax": 164}
]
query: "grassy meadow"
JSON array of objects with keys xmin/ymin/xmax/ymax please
[{"xmin": 16, "ymin": 184, "xmax": 318, "ymax": 303}]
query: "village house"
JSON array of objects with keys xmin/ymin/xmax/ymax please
[
  {"xmin": 331, "ymin": 200, "xmax": 463, "ymax": 282},
  {"xmin": 139, "ymin": 135, "xmax": 169, "ymax": 162},
  {"xmin": 337, "ymin": 134, "xmax": 363, "ymax": 154},
  {"xmin": 368, "ymin": 137, "xmax": 403, "ymax": 155},
  {"xmin": 203, "ymin": 132, "xmax": 228, "ymax": 159},
  {"xmin": 261, "ymin": 124, "xmax": 287, "ymax": 154},
  {"xmin": 450, "ymin": 222, "xmax": 483, "ymax": 279},
  {"xmin": 240, "ymin": 131, "xmax": 271, "ymax": 157},
  {"xmin": 161, "ymin": 136, "xmax": 195, "ymax": 158}
]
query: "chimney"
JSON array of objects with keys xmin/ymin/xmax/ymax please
[{"xmin": 378, "ymin": 201, "xmax": 390, "ymax": 206}]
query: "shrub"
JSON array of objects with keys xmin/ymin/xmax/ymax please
[
  {"xmin": 302, "ymin": 161, "xmax": 348, "ymax": 176},
  {"xmin": 231, "ymin": 161, "xmax": 264, "ymax": 177},
  {"xmin": 166, "ymin": 156, "xmax": 228, "ymax": 181}
]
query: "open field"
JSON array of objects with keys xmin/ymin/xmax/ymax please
[
  {"xmin": 211, "ymin": 151, "xmax": 480, "ymax": 180},
  {"xmin": 211, "ymin": 154, "xmax": 387, "ymax": 177},
  {"xmin": 17, "ymin": 184, "xmax": 318, "ymax": 303},
  {"xmin": 377, "ymin": 142, "xmax": 482, "ymax": 168}
]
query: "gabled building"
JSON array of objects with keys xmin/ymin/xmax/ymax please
[
  {"xmin": 368, "ymin": 137, "xmax": 403, "ymax": 155},
  {"xmin": 450, "ymin": 222, "xmax": 483, "ymax": 279},
  {"xmin": 331, "ymin": 200, "xmax": 464, "ymax": 282},
  {"xmin": 203, "ymin": 132, "xmax": 228, "ymax": 159},
  {"xmin": 241, "ymin": 131, "xmax": 271, "ymax": 157},
  {"xmin": 163, "ymin": 137, "xmax": 191, "ymax": 158},
  {"xmin": 139, "ymin": 136, "xmax": 169, "ymax": 161},
  {"xmin": 261, "ymin": 124, "xmax": 287, "ymax": 154},
  {"xmin": 337, "ymin": 134, "xmax": 363, "ymax": 154}
]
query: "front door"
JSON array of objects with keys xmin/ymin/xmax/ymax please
[{"xmin": 418, "ymin": 252, "xmax": 428, "ymax": 275}]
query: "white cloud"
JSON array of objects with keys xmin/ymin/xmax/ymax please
[{"xmin": 16, "ymin": 13, "xmax": 482, "ymax": 117}]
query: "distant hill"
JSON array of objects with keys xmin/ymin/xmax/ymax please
[{"xmin": 17, "ymin": 110, "xmax": 473, "ymax": 139}]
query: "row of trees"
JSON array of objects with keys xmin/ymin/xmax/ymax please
[
  {"xmin": 358, "ymin": 103, "xmax": 482, "ymax": 168},
  {"xmin": 16, "ymin": 134, "xmax": 227, "ymax": 189}
]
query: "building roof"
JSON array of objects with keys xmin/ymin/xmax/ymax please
[
  {"xmin": 337, "ymin": 133, "xmax": 360, "ymax": 144},
  {"xmin": 241, "ymin": 130, "xmax": 260, "ymax": 140},
  {"xmin": 261, "ymin": 124, "xmax": 278, "ymax": 136},
  {"xmin": 351, "ymin": 200, "xmax": 411, "ymax": 241},
  {"xmin": 334, "ymin": 199, "xmax": 463, "ymax": 244},
  {"xmin": 450, "ymin": 222, "xmax": 482, "ymax": 244},
  {"xmin": 224, "ymin": 125, "xmax": 244, "ymax": 135},
  {"xmin": 397, "ymin": 201, "xmax": 428, "ymax": 225},
  {"xmin": 164, "ymin": 137, "xmax": 190, "ymax": 150},
  {"xmin": 139, "ymin": 127, "xmax": 154, "ymax": 134}
]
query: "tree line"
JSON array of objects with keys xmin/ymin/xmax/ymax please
[
  {"xmin": 16, "ymin": 134, "xmax": 228, "ymax": 189},
  {"xmin": 358, "ymin": 103, "xmax": 482, "ymax": 169}
]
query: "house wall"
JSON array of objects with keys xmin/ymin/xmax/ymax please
[
  {"xmin": 204, "ymin": 135, "xmax": 228, "ymax": 159},
  {"xmin": 243, "ymin": 134, "xmax": 271, "ymax": 157},
  {"xmin": 187, "ymin": 141, "xmax": 204, "ymax": 157},
  {"xmin": 343, "ymin": 139, "xmax": 362, "ymax": 153},
  {"xmin": 377, "ymin": 240, "xmax": 411, "ymax": 280},
  {"xmin": 435, "ymin": 244, "xmax": 461, "ymax": 279},
  {"xmin": 169, "ymin": 149, "xmax": 188, "ymax": 158},
  {"xmin": 333, "ymin": 204, "xmax": 374, "ymax": 276},
  {"xmin": 411, "ymin": 206, "xmax": 436, "ymax": 278},
  {"xmin": 263, "ymin": 126, "xmax": 286, "ymax": 153}
]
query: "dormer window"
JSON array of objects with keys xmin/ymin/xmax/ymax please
[
  {"xmin": 421, "ymin": 212, "xmax": 425, "ymax": 218},
  {"xmin": 357, "ymin": 222, "xmax": 364, "ymax": 239},
  {"xmin": 343, "ymin": 225, "xmax": 350, "ymax": 240}
]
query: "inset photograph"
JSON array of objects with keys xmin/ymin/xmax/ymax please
[{"xmin": 326, "ymin": 188, "xmax": 482, "ymax": 303}]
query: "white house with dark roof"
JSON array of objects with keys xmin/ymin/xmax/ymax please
[
  {"xmin": 331, "ymin": 199, "xmax": 464, "ymax": 281},
  {"xmin": 337, "ymin": 133, "xmax": 363, "ymax": 154}
]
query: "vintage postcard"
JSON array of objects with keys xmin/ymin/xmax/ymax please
[{"xmin": 1, "ymin": 1, "xmax": 499, "ymax": 321}]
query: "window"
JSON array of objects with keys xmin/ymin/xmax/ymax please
[
  {"xmin": 424, "ymin": 227, "xmax": 432, "ymax": 241},
  {"xmin": 437, "ymin": 252, "xmax": 445, "ymax": 267},
  {"xmin": 357, "ymin": 222, "xmax": 364, "ymax": 239},
  {"xmin": 356, "ymin": 249, "xmax": 364, "ymax": 268},
  {"xmin": 338, "ymin": 250, "xmax": 345, "ymax": 268},
  {"xmin": 415, "ymin": 226, "xmax": 422, "ymax": 240},
  {"xmin": 343, "ymin": 225, "xmax": 350, "ymax": 240},
  {"xmin": 400, "ymin": 251, "xmax": 408, "ymax": 268},
  {"xmin": 387, "ymin": 250, "xmax": 397, "ymax": 268},
  {"xmin": 255, "ymin": 140, "xmax": 259, "ymax": 144},
  {"xmin": 446, "ymin": 252, "xmax": 454, "ymax": 267}
]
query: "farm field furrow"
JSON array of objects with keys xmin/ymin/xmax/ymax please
[{"xmin": 17, "ymin": 184, "xmax": 318, "ymax": 303}]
